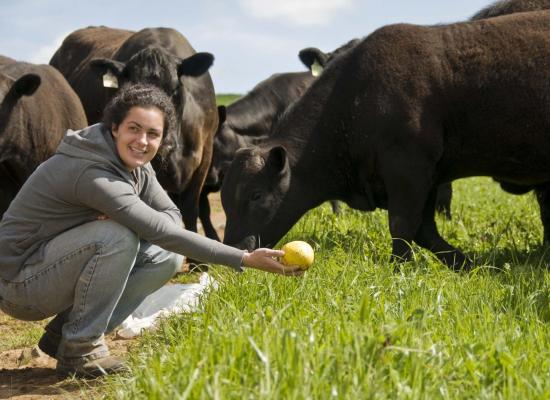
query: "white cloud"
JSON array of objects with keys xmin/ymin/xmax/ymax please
[
  {"xmin": 239, "ymin": 0, "xmax": 354, "ymax": 26},
  {"xmin": 29, "ymin": 32, "xmax": 70, "ymax": 64}
]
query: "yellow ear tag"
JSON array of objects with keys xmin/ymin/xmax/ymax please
[
  {"xmin": 311, "ymin": 59, "xmax": 323, "ymax": 77},
  {"xmin": 102, "ymin": 71, "xmax": 118, "ymax": 88}
]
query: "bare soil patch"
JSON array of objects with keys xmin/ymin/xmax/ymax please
[{"xmin": 0, "ymin": 193, "xmax": 226, "ymax": 399}]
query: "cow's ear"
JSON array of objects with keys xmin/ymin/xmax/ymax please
[
  {"xmin": 298, "ymin": 47, "xmax": 327, "ymax": 75},
  {"xmin": 267, "ymin": 146, "xmax": 289, "ymax": 175},
  {"xmin": 89, "ymin": 58, "xmax": 126, "ymax": 77},
  {"xmin": 178, "ymin": 52, "xmax": 214, "ymax": 77},
  {"xmin": 218, "ymin": 105, "xmax": 227, "ymax": 125},
  {"xmin": 11, "ymin": 74, "xmax": 41, "ymax": 98},
  {"xmin": 89, "ymin": 58, "xmax": 126, "ymax": 88}
]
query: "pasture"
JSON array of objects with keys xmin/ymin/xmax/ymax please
[
  {"xmin": 96, "ymin": 177, "xmax": 550, "ymax": 399},
  {"xmin": 2, "ymin": 98, "xmax": 549, "ymax": 399}
]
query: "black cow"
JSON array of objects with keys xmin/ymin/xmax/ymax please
[
  {"xmin": 299, "ymin": 42, "xmax": 459, "ymax": 219},
  {"xmin": 200, "ymin": 72, "xmax": 315, "ymax": 240},
  {"xmin": 295, "ymin": 0, "xmax": 550, "ymax": 223},
  {"xmin": 0, "ymin": 61, "xmax": 87, "ymax": 216},
  {"xmin": 221, "ymin": 11, "xmax": 550, "ymax": 270},
  {"xmin": 472, "ymin": 0, "xmax": 550, "ymax": 242},
  {"xmin": 50, "ymin": 26, "xmax": 218, "ymax": 234}
]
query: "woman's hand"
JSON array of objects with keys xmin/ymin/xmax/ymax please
[{"xmin": 242, "ymin": 248, "xmax": 304, "ymax": 276}]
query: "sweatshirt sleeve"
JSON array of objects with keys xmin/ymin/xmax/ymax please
[
  {"xmin": 139, "ymin": 167, "xmax": 182, "ymax": 225},
  {"xmin": 75, "ymin": 166, "xmax": 245, "ymax": 271}
]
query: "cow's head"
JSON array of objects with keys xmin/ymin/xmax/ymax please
[
  {"xmin": 90, "ymin": 47, "xmax": 213, "ymax": 96},
  {"xmin": 221, "ymin": 145, "xmax": 294, "ymax": 250},
  {"xmin": 89, "ymin": 48, "xmax": 213, "ymax": 163}
]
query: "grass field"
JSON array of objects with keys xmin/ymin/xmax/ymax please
[
  {"xmin": 216, "ymin": 94, "xmax": 241, "ymax": 106},
  {"xmin": 102, "ymin": 177, "xmax": 550, "ymax": 399}
]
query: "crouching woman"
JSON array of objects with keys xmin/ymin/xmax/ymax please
[{"xmin": 0, "ymin": 84, "xmax": 302, "ymax": 378}]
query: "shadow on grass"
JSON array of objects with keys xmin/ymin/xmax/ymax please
[
  {"xmin": 469, "ymin": 243, "xmax": 550, "ymax": 271},
  {"xmin": 0, "ymin": 366, "xmax": 95, "ymax": 398}
]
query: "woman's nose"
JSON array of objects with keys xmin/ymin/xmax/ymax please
[{"xmin": 137, "ymin": 132, "xmax": 148, "ymax": 144}]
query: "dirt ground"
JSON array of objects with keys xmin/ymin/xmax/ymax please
[{"xmin": 0, "ymin": 193, "xmax": 226, "ymax": 399}]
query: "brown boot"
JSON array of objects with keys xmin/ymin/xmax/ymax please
[{"xmin": 56, "ymin": 355, "xmax": 127, "ymax": 378}]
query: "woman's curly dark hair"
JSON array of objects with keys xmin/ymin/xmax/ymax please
[{"xmin": 102, "ymin": 83, "xmax": 177, "ymax": 160}]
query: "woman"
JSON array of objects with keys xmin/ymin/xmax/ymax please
[{"xmin": 0, "ymin": 84, "xmax": 302, "ymax": 378}]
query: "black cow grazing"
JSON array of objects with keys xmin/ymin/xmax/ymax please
[
  {"xmin": 295, "ymin": 0, "xmax": 550, "ymax": 223},
  {"xmin": 299, "ymin": 40, "xmax": 454, "ymax": 219},
  {"xmin": 49, "ymin": 26, "xmax": 218, "ymax": 234},
  {"xmin": 200, "ymin": 72, "xmax": 316, "ymax": 240},
  {"xmin": 221, "ymin": 11, "xmax": 550, "ymax": 270},
  {"xmin": 0, "ymin": 61, "xmax": 87, "ymax": 216}
]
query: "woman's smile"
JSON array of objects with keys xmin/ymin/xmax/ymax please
[{"xmin": 112, "ymin": 106, "xmax": 164, "ymax": 170}]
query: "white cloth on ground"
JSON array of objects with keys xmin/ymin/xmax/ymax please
[{"xmin": 116, "ymin": 272, "xmax": 218, "ymax": 338}]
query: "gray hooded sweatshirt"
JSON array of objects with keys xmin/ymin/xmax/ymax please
[{"xmin": 0, "ymin": 123, "xmax": 244, "ymax": 280}]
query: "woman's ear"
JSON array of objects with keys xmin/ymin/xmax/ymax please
[{"xmin": 111, "ymin": 123, "xmax": 119, "ymax": 137}]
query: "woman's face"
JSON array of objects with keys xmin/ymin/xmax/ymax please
[{"xmin": 112, "ymin": 106, "xmax": 164, "ymax": 171}]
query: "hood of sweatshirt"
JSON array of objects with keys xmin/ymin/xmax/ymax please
[{"xmin": 56, "ymin": 123, "xmax": 133, "ymax": 181}]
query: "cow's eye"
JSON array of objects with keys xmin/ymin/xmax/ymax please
[{"xmin": 250, "ymin": 191, "xmax": 262, "ymax": 202}]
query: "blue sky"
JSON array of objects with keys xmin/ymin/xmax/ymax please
[{"xmin": 1, "ymin": 0, "xmax": 494, "ymax": 93}]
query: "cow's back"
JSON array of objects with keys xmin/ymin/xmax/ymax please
[
  {"xmin": 0, "ymin": 62, "xmax": 87, "ymax": 215},
  {"xmin": 1, "ymin": 62, "xmax": 87, "ymax": 164},
  {"xmin": 50, "ymin": 26, "xmax": 134, "ymax": 122},
  {"xmin": 471, "ymin": 0, "xmax": 550, "ymax": 20},
  {"xmin": 293, "ymin": 11, "xmax": 550, "ymax": 183},
  {"xmin": 0, "ymin": 55, "xmax": 15, "ymax": 65},
  {"xmin": 114, "ymin": 27, "xmax": 195, "ymax": 60}
]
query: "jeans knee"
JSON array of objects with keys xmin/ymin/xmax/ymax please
[
  {"xmin": 166, "ymin": 252, "xmax": 184, "ymax": 275},
  {"xmin": 156, "ymin": 251, "xmax": 184, "ymax": 279},
  {"xmin": 93, "ymin": 220, "xmax": 139, "ymax": 252}
]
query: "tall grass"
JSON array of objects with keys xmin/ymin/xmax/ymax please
[{"xmin": 105, "ymin": 178, "xmax": 550, "ymax": 399}]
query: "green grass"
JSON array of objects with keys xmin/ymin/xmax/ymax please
[
  {"xmin": 0, "ymin": 313, "xmax": 44, "ymax": 352},
  {"xmin": 216, "ymin": 94, "xmax": 241, "ymax": 106},
  {"xmin": 104, "ymin": 177, "xmax": 550, "ymax": 399}
]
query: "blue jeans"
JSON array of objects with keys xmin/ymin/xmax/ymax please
[{"xmin": 0, "ymin": 220, "xmax": 183, "ymax": 364}]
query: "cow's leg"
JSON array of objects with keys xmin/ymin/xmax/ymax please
[
  {"xmin": 176, "ymin": 191, "xmax": 200, "ymax": 233},
  {"xmin": 383, "ymin": 161, "xmax": 433, "ymax": 264},
  {"xmin": 414, "ymin": 187, "xmax": 469, "ymax": 270},
  {"xmin": 175, "ymin": 190, "xmax": 208, "ymax": 271},
  {"xmin": 535, "ymin": 184, "xmax": 550, "ymax": 244},
  {"xmin": 329, "ymin": 200, "xmax": 341, "ymax": 215},
  {"xmin": 178, "ymin": 144, "xmax": 216, "ymax": 270},
  {"xmin": 435, "ymin": 182, "xmax": 452, "ymax": 220},
  {"xmin": 381, "ymin": 144, "xmax": 466, "ymax": 268},
  {"xmin": 199, "ymin": 189, "xmax": 221, "ymax": 241},
  {"xmin": 169, "ymin": 192, "xmax": 198, "ymax": 232},
  {"xmin": 175, "ymin": 161, "xmax": 211, "ymax": 235}
]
